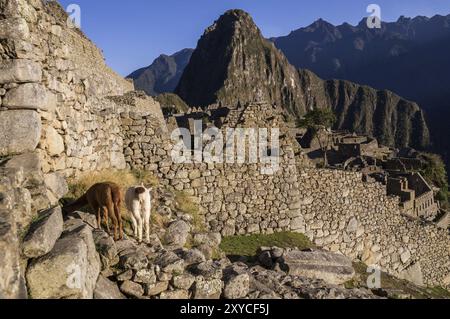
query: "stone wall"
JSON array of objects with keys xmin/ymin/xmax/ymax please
[
  {"xmin": 297, "ymin": 169, "xmax": 449, "ymax": 287},
  {"xmin": 122, "ymin": 102, "xmax": 449, "ymax": 288},
  {"xmin": 0, "ymin": 0, "xmax": 134, "ymax": 182}
]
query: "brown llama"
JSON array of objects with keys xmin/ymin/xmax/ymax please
[{"xmin": 63, "ymin": 182, "xmax": 124, "ymax": 241}]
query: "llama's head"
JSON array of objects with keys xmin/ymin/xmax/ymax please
[{"xmin": 135, "ymin": 185, "xmax": 153, "ymax": 196}]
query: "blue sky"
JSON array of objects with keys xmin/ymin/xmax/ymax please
[{"xmin": 58, "ymin": 0, "xmax": 450, "ymax": 76}]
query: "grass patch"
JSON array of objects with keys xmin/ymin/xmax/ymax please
[
  {"xmin": 174, "ymin": 191, "xmax": 206, "ymax": 232},
  {"xmin": 220, "ymin": 232, "xmax": 314, "ymax": 258}
]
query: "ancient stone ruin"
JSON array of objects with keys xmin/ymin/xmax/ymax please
[{"xmin": 0, "ymin": 0, "xmax": 449, "ymax": 299}]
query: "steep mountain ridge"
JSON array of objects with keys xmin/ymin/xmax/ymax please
[
  {"xmin": 128, "ymin": 48, "xmax": 193, "ymax": 96},
  {"xmin": 272, "ymin": 14, "xmax": 450, "ymax": 160},
  {"xmin": 175, "ymin": 9, "xmax": 430, "ymax": 150}
]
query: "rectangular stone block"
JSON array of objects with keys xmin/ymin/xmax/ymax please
[
  {"xmin": 3, "ymin": 83, "xmax": 52, "ymax": 110},
  {"xmin": 0, "ymin": 59, "xmax": 42, "ymax": 84},
  {"xmin": 0, "ymin": 18, "xmax": 29, "ymax": 40},
  {"xmin": 0, "ymin": 110, "xmax": 42, "ymax": 156}
]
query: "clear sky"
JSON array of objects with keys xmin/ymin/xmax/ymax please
[{"xmin": 57, "ymin": 0, "xmax": 450, "ymax": 76}]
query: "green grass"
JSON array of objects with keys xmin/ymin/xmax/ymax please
[
  {"xmin": 220, "ymin": 232, "xmax": 314, "ymax": 258},
  {"xmin": 174, "ymin": 191, "xmax": 206, "ymax": 233}
]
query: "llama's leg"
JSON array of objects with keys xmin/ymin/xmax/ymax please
[
  {"xmin": 107, "ymin": 202, "xmax": 119, "ymax": 241},
  {"xmin": 102, "ymin": 206, "xmax": 110, "ymax": 234},
  {"xmin": 130, "ymin": 214, "xmax": 138, "ymax": 238},
  {"xmin": 136, "ymin": 215, "xmax": 143, "ymax": 243},
  {"xmin": 143, "ymin": 208, "xmax": 151, "ymax": 243},
  {"xmin": 96, "ymin": 206, "xmax": 102, "ymax": 230},
  {"xmin": 114, "ymin": 203, "xmax": 123, "ymax": 240}
]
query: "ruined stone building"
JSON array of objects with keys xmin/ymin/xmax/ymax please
[
  {"xmin": 332, "ymin": 133, "xmax": 394, "ymax": 160},
  {"xmin": 387, "ymin": 173, "xmax": 440, "ymax": 220}
]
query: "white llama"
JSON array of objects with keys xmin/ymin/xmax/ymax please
[{"xmin": 125, "ymin": 185, "xmax": 152, "ymax": 243}]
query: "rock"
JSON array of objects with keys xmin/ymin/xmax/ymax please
[
  {"xmin": 399, "ymin": 263, "xmax": 424, "ymax": 287},
  {"xmin": 193, "ymin": 232, "xmax": 222, "ymax": 247},
  {"xmin": 26, "ymin": 220, "xmax": 101, "ymax": 299},
  {"xmin": 196, "ymin": 244, "xmax": 216, "ymax": 260},
  {"xmin": 258, "ymin": 251, "xmax": 274, "ymax": 268},
  {"xmin": 271, "ymin": 247, "xmax": 285, "ymax": 259},
  {"xmin": 223, "ymin": 274, "xmax": 250, "ymax": 299},
  {"xmin": 160, "ymin": 289, "xmax": 190, "ymax": 299},
  {"xmin": 172, "ymin": 273, "xmax": 196, "ymax": 290},
  {"xmin": 120, "ymin": 280, "xmax": 144, "ymax": 298},
  {"xmin": 279, "ymin": 249, "xmax": 355, "ymax": 285},
  {"xmin": 0, "ymin": 207, "xmax": 27, "ymax": 299},
  {"xmin": 44, "ymin": 172, "xmax": 68, "ymax": 200},
  {"xmin": 66, "ymin": 211, "xmax": 98, "ymax": 229},
  {"xmin": 193, "ymin": 277, "xmax": 223, "ymax": 299},
  {"xmin": 179, "ymin": 248, "xmax": 206, "ymax": 266},
  {"xmin": 146, "ymin": 281, "xmax": 169, "ymax": 297},
  {"xmin": 0, "ymin": 59, "xmax": 42, "ymax": 84},
  {"xmin": 22, "ymin": 207, "xmax": 63, "ymax": 258},
  {"xmin": 115, "ymin": 239, "xmax": 139, "ymax": 258},
  {"xmin": 400, "ymin": 250, "xmax": 412, "ymax": 264},
  {"xmin": 189, "ymin": 261, "xmax": 223, "ymax": 280},
  {"xmin": 346, "ymin": 217, "xmax": 358, "ymax": 233},
  {"xmin": 3, "ymin": 83, "xmax": 51, "ymax": 110},
  {"xmin": 119, "ymin": 250, "xmax": 148, "ymax": 271},
  {"xmin": 94, "ymin": 276, "xmax": 126, "ymax": 299},
  {"xmin": 116, "ymin": 270, "xmax": 133, "ymax": 282},
  {"xmin": 92, "ymin": 229, "xmax": 119, "ymax": 269},
  {"xmin": 164, "ymin": 220, "xmax": 191, "ymax": 248},
  {"xmin": 0, "ymin": 18, "xmax": 29, "ymax": 40},
  {"xmin": 134, "ymin": 268, "xmax": 157, "ymax": 285},
  {"xmin": 155, "ymin": 251, "xmax": 185, "ymax": 274},
  {"xmin": 43, "ymin": 126, "xmax": 65, "ymax": 156},
  {"xmin": 0, "ymin": 110, "xmax": 41, "ymax": 156}
]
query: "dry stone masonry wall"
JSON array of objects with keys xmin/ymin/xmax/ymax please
[{"xmin": 122, "ymin": 103, "xmax": 450, "ymax": 288}]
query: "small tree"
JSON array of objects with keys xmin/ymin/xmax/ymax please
[{"xmin": 297, "ymin": 108, "xmax": 337, "ymax": 166}]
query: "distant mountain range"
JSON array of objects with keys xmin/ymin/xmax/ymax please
[
  {"xmin": 175, "ymin": 10, "xmax": 429, "ymax": 150},
  {"xmin": 128, "ymin": 11, "xmax": 450, "ymax": 155},
  {"xmin": 127, "ymin": 48, "xmax": 193, "ymax": 96},
  {"xmin": 270, "ymin": 14, "xmax": 450, "ymax": 165}
]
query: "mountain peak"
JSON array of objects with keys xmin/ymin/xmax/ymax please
[
  {"xmin": 204, "ymin": 8, "xmax": 259, "ymax": 37},
  {"xmin": 176, "ymin": 9, "xmax": 303, "ymax": 109},
  {"xmin": 222, "ymin": 9, "xmax": 252, "ymax": 20}
]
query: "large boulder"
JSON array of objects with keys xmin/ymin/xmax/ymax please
[
  {"xmin": 164, "ymin": 220, "xmax": 191, "ymax": 248},
  {"xmin": 223, "ymin": 273, "xmax": 250, "ymax": 299},
  {"xmin": 0, "ymin": 59, "xmax": 42, "ymax": 84},
  {"xmin": 119, "ymin": 280, "xmax": 144, "ymax": 299},
  {"xmin": 3, "ymin": 83, "xmax": 54, "ymax": 111},
  {"xmin": 26, "ymin": 220, "xmax": 101, "ymax": 299},
  {"xmin": 155, "ymin": 251, "xmax": 185, "ymax": 274},
  {"xmin": 92, "ymin": 229, "xmax": 119, "ymax": 270},
  {"xmin": 94, "ymin": 275, "xmax": 126, "ymax": 299},
  {"xmin": 22, "ymin": 207, "xmax": 63, "ymax": 258},
  {"xmin": 279, "ymin": 249, "xmax": 355, "ymax": 285},
  {"xmin": 0, "ymin": 18, "xmax": 29, "ymax": 40},
  {"xmin": 0, "ymin": 110, "xmax": 41, "ymax": 156},
  {"xmin": 193, "ymin": 277, "xmax": 223, "ymax": 299},
  {"xmin": 398, "ymin": 262, "xmax": 424, "ymax": 287}
]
